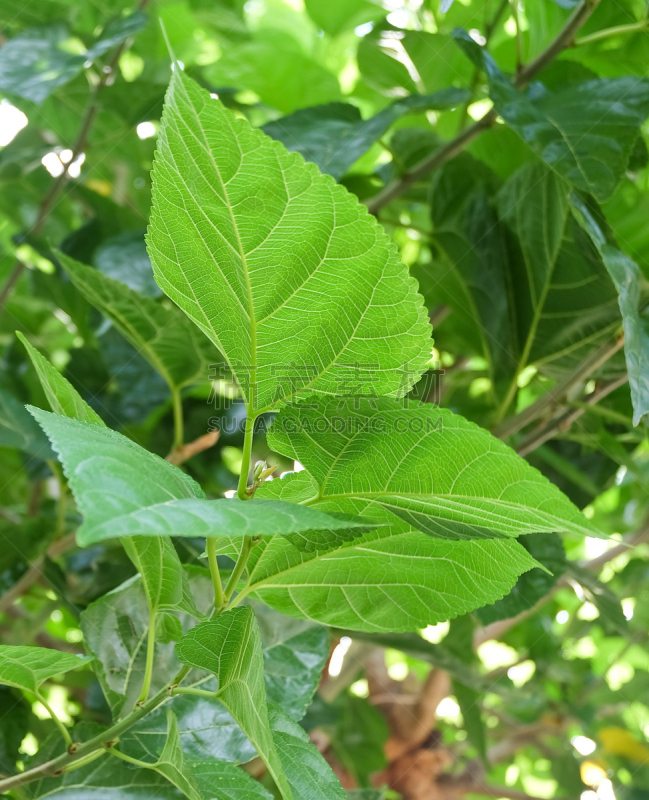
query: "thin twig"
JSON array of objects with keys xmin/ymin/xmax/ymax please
[
  {"xmin": 365, "ymin": 0, "xmax": 602, "ymax": 215},
  {"xmin": 0, "ymin": 0, "xmax": 151, "ymax": 319},
  {"xmin": 515, "ymin": 373, "xmax": 628, "ymax": 457},
  {"xmin": 493, "ymin": 334, "xmax": 625, "ymax": 440},
  {"xmin": 0, "ymin": 533, "xmax": 77, "ymax": 615},
  {"xmin": 166, "ymin": 429, "xmax": 220, "ymax": 466}
]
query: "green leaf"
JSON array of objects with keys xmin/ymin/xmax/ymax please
[
  {"xmin": 256, "ymin": 604, "xmax": 330, "ymax": 721},
  {"xmin": 263, "ymin": 90, "xmax": 468, "ymax": 180},
  {"xmin": 80, "ymin": 575, "xmax": 195, "ymax": 717},
  {"xmin": 268, "ymin": 397, "xmax": 599, "ymax": 540},
  {"xmin": 27, "ymin": 408, "xmax": 203, "ymax": 546},
  {"xmin": 235, "ymin": 485, "xmax": 539, "ymax": 632},
  {"xmin": 570, "ymin": 196, "xmax": 649, "ymax": 425},
  {"xmin": 58, "ymin": 252, "xmax": 218, "ymax": 393},
  {"xmin": 422, "ymin": 153, "xmax": 517, "ymax": 389},
  {"xmin": 127, "ymin": 678, "xmax": 257, "ymax": 764},
  {"xmin": 358, "ymin": 29, "xmax": 472, "ymax": 96},
  {"xmin": 0, "ymin": 646, "xmax": 90, "ymax": 695},
  {"xmin": 190, "ymin": 759, "xmax": 273, "ymax": 800},
  {"xmin": 29, "ymin": 405, "xmax": 372, "ymax": 546},
  {"xmin": 420, "ymin": 158, "xmax": 621, "ymax": 392},
  {"xmin": 491, "ymin": 74, "xmax": 649, "ymax": 202},
  {"xmin": 94, "ymin": 231, "xmax": 162, "ymax": 298},
  {"xmin": 27, "ymin": 725, "xmax": 181, "ymax": 800},
  {"xmin": 304, "ymin": 0, "xmax": 385, "ymax": 36},
  {"xmin": 145, "ymin": 711, "xmax": 202, "ymax": 800},
  {"xmin": 0, "ymin": 13, "xmax": 147, "ymax": 104},
  {"xmin": 175, "ymin": 607, "xmax": 293, "ymax": 799},
  {"xmin": 0, "ymin": 389, "xmax": 53, "ymax": 459},
  {"xmin": 148, "ymin": 69, "xmax": 431, "ymax": 413},
  {"xmin": 476, "ymin": 533, "xmax": 567, "ymax": 625},
  {"xmin": 269, "ymin": 704, "xmax": 347, "ymax": 799},
  {"xmin": 203, "ymin": 30, "xmax": 340, "ymax": 113},
  {"xmin": 17, "ymin": 333, "xmax": 104, "ymax": 425},
  {"xmin": 24, "ymin": 366, "xmax": 196, "ymax": 625},
  {"xmin": 497, "ymin": 164, "xmax": 621, "ymax": 372}
]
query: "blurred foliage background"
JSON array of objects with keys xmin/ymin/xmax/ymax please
[{"xmin": 1, "ymin": 0, "xmax": 649, "ymax": 799}]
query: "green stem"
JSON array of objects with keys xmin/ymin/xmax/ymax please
[
  {"xmin": 61, "ymin": 749, "xmax": 106, "ymax": 773},
  {"xmin": 36, "ymin": 694, "xmax": 72, "ymax": 747},
  {"xmin": 574, "ymin": 20, "xmax": 647, "ymax": 46},
  {"xmin": 206, "ymin": 537, "xmax": 224, "ymax": 612},
  {"xmin": 223, "ymin": 536, "xmax": 255, "ymax": 604},
  {"xmin": 237, "ymin": 414, "xmax": 256, "ymax": 500},
  {"xmin": 171, "ymin": 387, "xmax": 184, "ymax": 452},
  {"xmin": 170, "ymin": 687, "xmax": 217, "ymax": 699},
  {"xmin": 0, "ymin": 665, "xmax": 192, "ymax": 794},
  {"xmin": 137, "ymin": 609, "xmax": 157, "ymax": 704},
  {"xmin": 107, "ymin": 748, "xmax": 154, "ymax": 770}
]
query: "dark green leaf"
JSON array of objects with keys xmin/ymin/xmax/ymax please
[
  {"xmin": 570, "ymin": 195, "xmax": 649, "ymax": 425},
  {"xmin": 269, "ymin": 703, "xmax": 347, "ymax": 799},
  {"xmin": 175, "ymin": 607, "xmax": 292, "ymax": 799},
  {"xmin": 476, "ymin": 533, "xmax": 567, "ymax": 625},
  {"xmin": 263, "ymin": 90, "xmax": 468, "ymax": 180},
  {"xmin": 256, "ymin": 604, "xmax": 330, "ymax": 721},
  {"xmin": 0, "ymin": 389, "xmax": 53, "ymax": 459},
  {"xmin": 491, "ymin": 75, "xmax": 649, "ymax": 202},
  {"xmin": 0, "ymin": 13, "xmax": 147, "ymax": 104},
  {"xmin": 58, "ymin": 252, "xmax": 219, "ymax": 392}
]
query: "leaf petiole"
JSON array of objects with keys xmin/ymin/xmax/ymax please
[
  {"xmin": 207, "ymin": 537, "xmax": 225, "ymax": 613},
  {"xmin": 36, "ymin": 692, "xmax": 72, "ymax": 747},
  {"xmin": 106, "ymin": 747, "xmax": 153, "ymax": 770},
  {"xmin": 137, "ymin": 610, "xmax": 157, "ymax": 704},
  {"xmin": 171, "ymin": 387, "xmax": 184, "ymax": 452},
  {"xmin": 170, "ymin": 686, "xmax": 217, "ymax": 699}
]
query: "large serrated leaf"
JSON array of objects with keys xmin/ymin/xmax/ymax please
[
  {"xmin": 268, "ymin": 397, "xmax": 600, "ymax": 539},
  {"xmin": 28, "ymin": 409, "xmax": 370, "ymax": 546},
  {"xmin": 233, "ymin": 491, "xmax": 539, "ymax": 631},
  {"xmin": 147, "ymin": 69, "xmax": 431, "ymax": 413},
  {"xmin": 175, "ymin": 607, "xmax": 293, "ymax": 799}
]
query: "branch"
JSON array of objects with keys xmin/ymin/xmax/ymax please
[
  {"xmin": 515, "ymin": 373, "xmax": 628, "ymax": 457},
  {"xmin": 0, "ymin": 0, "xmax": 151, "ymax": 319},
  {"xmin": 457, "ymin": 786, "xmax": 571, "ymax": 800},
  {"xmin": 0, "ymin": 533, "xmax": 77, "ymax": 615},
  {"xmin": 492, "ymin": 334, "xmax": 624, "ymax": 440},
  {"xmin": 166, "ymin": 429, "xmax": 220, "ymax": 466},
  {"xmin": 365, "ymin": 0, "xmax": 602, "ymax": 215},
  {"xmin": 0, "ymin": 664, "xmax": 190, "ymax": 793}
]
